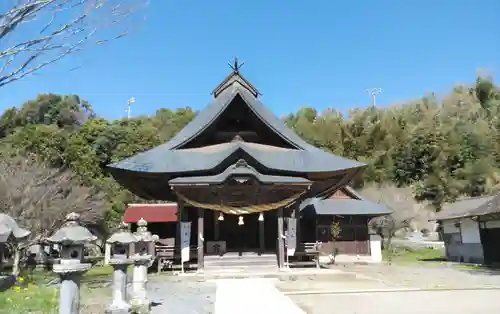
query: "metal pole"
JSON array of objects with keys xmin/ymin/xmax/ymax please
[
  {"xmin": 366, "ymin": 88, "xmax": 381, "ymax": 107},
  {"xmin": 127, "ymin": 97, "xmax": 136, "ymax": 119}
]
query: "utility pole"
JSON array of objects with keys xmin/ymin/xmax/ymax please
[
  {"xmin": 366, "ymin": 88, "xmax": 382, "ymax": 107},
  {"xmin": 127, "ymin": 97, "xmax": 136, "ymax": 119}
]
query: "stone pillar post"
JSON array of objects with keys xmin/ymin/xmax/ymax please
[
  {"xmin": 106, "ymin": 260, "xmax": 132, "ymax": 314},
  {"xmin": 129, "ymin": 218, "xmax": 155, "ymax": 313},
  {"xmin": 54, "ymin": 264, "xmax": 91, "ymax": 314},
  {"xmin": 104, "ymin": 243, "xmax": 112, "ymax": 265},
  {"xmin": 370, "ymin": 234, "xmax": 382, "ymax": 263},
  {"xmin": 130, "ymin": 256, "xmax": 151, "ymax": 312},
  {"xmin": 106, "ymin": 222, "xmax": 139, "ymax": 314}
]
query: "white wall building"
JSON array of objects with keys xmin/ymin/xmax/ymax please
[{"xmin": 436, "ymin": 195, "xmax": 500, "ymax": 264}]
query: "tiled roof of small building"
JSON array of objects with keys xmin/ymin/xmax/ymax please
[
  {"xmin": 433, "ymin": 195, "xmax": 500, "ymax": 220},
  {"xmin": 123, "ymin": 203, "xmax": 178, "ymax": 223},
  {"xmin": 300, "ymin": 197, "xmax": 391, "ymax": 216}
]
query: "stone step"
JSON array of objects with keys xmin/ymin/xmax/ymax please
[
  {"xmin": 205, "ymin": 254, "xmax": 276, "ymax": 262},
  {"xmin": 205, "ymin": 256, "xmax": 277, "ymax": 267},
  {"xmin": 204, "ymin": 265, "xmax": 278, "ymax": 273},
  {"xmin": 205, "ymin": 261, "xmax": 277, "ymax": 268},
  {"xmin": 205, "ymin": 265, "xmax": 278, "ymax": 272},
  {"xmin": 204, "ymin": 253, "xmax": 278, "ymax": 271}
]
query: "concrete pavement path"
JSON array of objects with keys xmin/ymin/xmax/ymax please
[
  {"xmin": 214, "ymin": 278, "xmax": 306, "ymax": 314},
  {"xmin": 290, "ymin": 289, "xmax": 500, "ymax": 314}
]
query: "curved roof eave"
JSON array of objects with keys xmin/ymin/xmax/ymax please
[
  {"xmin": 299, "ymin": 198, "xmax": 392, "ymax": 216},
  {"xmin": 169, "ymin": 159, "xmax": 312, "ymax": 185},
  {"xmin": 107, "ymin": 141, "xmax": 366, "ymax": 175}
]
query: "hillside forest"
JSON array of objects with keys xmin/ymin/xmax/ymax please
[{"xmin": 0, "ymin": 76, "xmax": 499, "ymax": 237}]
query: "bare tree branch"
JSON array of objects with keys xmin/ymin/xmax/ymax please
[
  {"xmin": 0, "ymin": 154, "xmax": 108, "ymax": 239},
  {"xmin": 0, "ymin": 0, "xmax": 147, "ymax": 87},
  {"xmin": 360, "ymin": 183, "xmax": 435, "ymax": 239}
]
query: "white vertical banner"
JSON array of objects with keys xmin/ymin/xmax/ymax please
[
  {"xmin": 286, "ymin": 217, "xmax": 297, "ymax": 256},
  {"xmin": 180, "ymin": 222, "xmax": 191, "ymax": 263}
]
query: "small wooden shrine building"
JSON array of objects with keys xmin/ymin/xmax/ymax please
[{"xmin": 107, "ymin": 60, "xmax": 389, "ymax": 269}]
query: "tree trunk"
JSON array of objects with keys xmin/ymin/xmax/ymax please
[{"xmin": 12, "ymin": 247, "xmax": 21, "ymax": 276}]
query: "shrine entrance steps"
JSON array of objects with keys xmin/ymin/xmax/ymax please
[{"xmin": 204, "ymin": 252, "xmax": 277, "ymax": 274}]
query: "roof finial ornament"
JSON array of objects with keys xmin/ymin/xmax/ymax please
[
  {"xmin": 231, "ymin": 134, "xmax": 244, "ymax": 142},
  {"xmin": 228, "ymin": 56, "xmax": 244, "ymax": 73}
]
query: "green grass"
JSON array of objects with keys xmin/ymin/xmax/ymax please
[
  {"xmin": 383, "ymin": 246, "xmax": 446, "ymax": 266},
  {"xmin": 0, "ymin": 265, "xmax": 115, "ymax": 314},
  {"xmin": 383, "ymin": 246, "xmax": 500, "ymax": 273}
]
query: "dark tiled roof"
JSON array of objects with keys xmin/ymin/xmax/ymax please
[
  {"xmin": 169, "ymin": 159, "xmax": 311, "ymax": 185},
  {"xmin": 156, "ymin": 84, "xmax": 357, "ymax": 153},
  {"xmin": 341, "ymin": 186, "xmax": 365, "ymax": 200},
  {"xmin": 108, "ymin": 140, "xmax": 364, "ymax": 174},
  {"xmin": 106, "ymin": 74, "xmax": 366, "ymax": 200},
  {"xmin": 433, "ymin": 195, "xmax": 500, "ymax": 220},
  {"xmin": 300, "ymin": 198, "xmax": 391, "ymax": 216},
  {"xmin": 212, "ymin": 70, "xmax": 260, "ymax": 98}
]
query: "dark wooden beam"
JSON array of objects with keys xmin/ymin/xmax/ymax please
[
  {"xmin": 259, "ymin": 214, "xmax": 265, "ymax": 256},
  {"xmin": 197, "ymin": 207, "xmax": 204, "ymax": 271},
  {"xmin": 214, "ymin": 210, "xmax": 220, "ymax": 240},
  {"xmin": 176, "ymin": 183, "xmax": 308, "ymax": 208},
  {"xmin": 295, "ymin": 205, "xmax": 302, "ymax": 247},
  {"xmin": 176, "ymin": 197, "xmax": 185, "ymax": 264},
  {"xmin": 277, "ymin": 207, "xmax": 284, "ymax": 268}
]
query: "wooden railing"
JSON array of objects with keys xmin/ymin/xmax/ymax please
[
  {"xmin": 292, "ymin": 242, "xmax": 321, "ymax": 268},
  {"xmin": 155, "ymin": 244, "xmax": 198, "ymax": 273}
]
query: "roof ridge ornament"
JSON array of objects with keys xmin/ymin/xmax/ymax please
[
  {"xmin": 234, "ymin": 159, "xmax": 250, "ymax": 169},
  {"xmin": 231, "ymin": 134, "xmax": 244, "ymax": 142},
  {"xmin": 211, "ymin": 57, "xmax": 261, "ymax": 98},
  {"xmin": 228, "ymin": 56, "xmax": 244, "ymax": 73}
]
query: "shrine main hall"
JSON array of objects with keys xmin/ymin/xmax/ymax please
[{"xmin": 107, "ymin": 61, "xmax": 390, "ymax": 270}]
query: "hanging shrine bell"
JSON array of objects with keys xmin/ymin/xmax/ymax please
[
  {"xmin": 258, "ymin": 213, "xmax": 264, "ymax": 221},
  {"xmin": 218, "ymin": 212, "xmax": 224, "ymax": 221},
  {"xmin": 238, "ymin": 216, "xmax": 244, "ymax": 225}
]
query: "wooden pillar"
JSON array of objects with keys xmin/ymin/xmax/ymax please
[
  {"xmin": 295, "ymin": 204, "xmax": 301, "ymax": 248},
  {"xmin": 176, "ymin": 198, "xmax": 184, "ymax": 264},
  {"xmin": 259, "ymin": 213, "xmax": 265, "ymax": 256},
  {"xmin": 197, "ymin": 208, "xmax": 204, "ymax": 271},
  {"xmin": 277, "ymin": 207, "xmax": 284, "ymax": 268},
  {"xmin": 214, "ymin": 211, "xmax": 220, "ymax": 240}
]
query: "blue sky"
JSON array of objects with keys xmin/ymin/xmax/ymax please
[{"xmin": 1, "ymin": 0, "xmax": 499, "ymax": 120}]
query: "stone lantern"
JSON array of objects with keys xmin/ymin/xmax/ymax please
[
  {"xmin": 105, "ymin": 222, "xmax": 137, "ymax": 314},
  {"xmin": 129, "ymin": 218, "xmax": 158, "ymax": 313},
  {"xmin": 0, "ymin": 214, "xmax": 31, "ymax": 275},
  {"xmin": 46, "ymin": 212, "xmax": 97, "ymax": 314}
]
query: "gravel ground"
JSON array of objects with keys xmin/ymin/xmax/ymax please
[
  {"xmin": 78, "ymin": 264, "xmax": 500, "ymax": 314},
  {"xmin": 148, "ymin": 278, "xmax": 216, "ymax": 314},
  {"xmin": 78, "ymin": 275, "xmax": 216, "ymax": 314}
]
